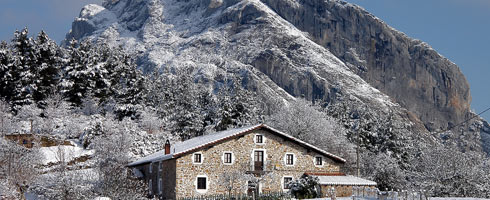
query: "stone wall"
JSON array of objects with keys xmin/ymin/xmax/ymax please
[
  {"xmin": 174, "ymin": 128, "xmax": 343, "ymax": 198},
  {"xmin": 135, "ymin": 159, "xmax": 176, "ymax": 199},
  {"xmin": 321, "ymin": 185, "xmax": 375, "ymax": 197}
]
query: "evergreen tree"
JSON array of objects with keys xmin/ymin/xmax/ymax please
[
  {"xmin": 0, "ymin": 41, "xmax": 13, "ymax": 106},
  {"xmin": 8, "ymin": 28, "xmax": 36, "ymax": 110},
  {"xmin": 32, "ymin": 31, "xmax": 61, "ymax": 106},
  {"xmin": 61, "ymin": 39, "xmax": 92, "ymax": 106}
]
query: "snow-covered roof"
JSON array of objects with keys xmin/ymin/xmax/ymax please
[
  {"xmin": 316, "ymin": 175, "xmax": 377, "ymax": 186},
  {"xmin": 127, "ymin": 124, "xmax": 346, "ymax": 167}
]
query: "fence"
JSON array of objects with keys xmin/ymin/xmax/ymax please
[
  {"xmin": 177, "ymin": 191, "xmax": 292, "ymax": 200},
  {"xmin": 352, "ymin": 186, "xmax": 429, "ymax": 200}
]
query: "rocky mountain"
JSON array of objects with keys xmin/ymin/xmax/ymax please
[{"xmin": 65, "ymin": 0, "xmax": 489, "ymax": 155}]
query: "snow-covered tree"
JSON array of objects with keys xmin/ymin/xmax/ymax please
[
  {"xmin": 218, "ymin": 163, "xmax": 253, "ymax": 197},
  {"xmin": 139, "ymin": 107, "xmax": 164, "ymax": 134},
  {"xmin": 287, "ymin": 175, "xmax": 320, "ymax": 199},
  {"xmin": 267, "ymin": 98, "xmax": 353, "ymax": 155},
  {"xmin": 32, "ymin": 31, "xmax": 61, "ymax": 106},
  {"xmin": 31, "ymin": 145, "xmax": 95, "ymax": 200},
  {"xmin": 0, "ymin": 137, "xmax": 41, "ymax": 199},
  {"xmin": 410, "ymin": 144, "xmax": 490, "ymax": 197},
  {"xmin": 0, "ymin": 100, "xmax": 15, "ymax": 135},
  {"xmin": 214, "ymin": 77, "xmax": 262, "ymax": 132},
  {"xmin": 92, "ymin": 120, "xmax": 147, "ymax": 199},
  {"xmin": 6, "ymin": 28, "xmax": 37, "ymax": 110}
]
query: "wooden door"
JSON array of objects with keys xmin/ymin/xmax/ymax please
[{"xmin": 254, "ymin": 150, "xmax": 264, "ymax": 171}]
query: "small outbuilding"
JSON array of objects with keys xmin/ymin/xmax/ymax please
[{"xmin": 309, "ymin": 173, "xmax": 377, "ymax": 197}]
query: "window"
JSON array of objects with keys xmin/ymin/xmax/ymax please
[
  {"xmin": 158, "ymin": 178, "xmax": 162, "ymax": 194},
  {"xmin": 197, "ymin": 177, "xmax": 207, "ymax": 190},
  {"xmin": 285, "ymin": 154, "xmax": 294, "ymax": 165},
  {"xmin": 149, "ymin": 179, "xmax": 153, "ymax": 195},
  {"xmin": 283, "ymin": 177, "xmax": 292, "ymax": 189},
  {"xmin": 159, "ymin": 161, "xmax": 162, "ymax": 171},
  {"xmin": 315, "ymin": 156, "xmax": 323, "ymax": 166},
  {"xmin": 149, "ymin": 163, "xmax": 153, "ymax": 173},
  {"xmin": 255, "ymin": 134, "xmax": 263, "ymax": 144},
  {"xmin": 254, "ymin": 150, "xmax": 265, "ymax": 171},
  {"xmin": 193, "ymin": 153, "xmax": 202, "ymax": 164},
  {"xmin": 224, "ymin": 152, "xmax": 232, "ymax": 164}
]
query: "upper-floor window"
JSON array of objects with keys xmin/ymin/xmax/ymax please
[
  {"xmin": 159, "ymin": 161, "xmax": 162, "ymax": 171},
  {"xmin": 149, "ymin": 163, "xmax": 153, "ymax": 173},
  {"xmin": 255, "ymin": 134, "xmax": 264, "ymax": 144},
  {"xmin": 315, "ymin": 156, "xmax": 323, "ymax": 166},
  {"xmin": 224, "ymin": 152, "xmax": 233, "ymax": 164},
  {"xmin": 285, "ymin": 154, "xmax": 294, "ymax": 165},
  {"xmin": 193, "ymin": 152, "xmax": 203, "ymax": 164}
]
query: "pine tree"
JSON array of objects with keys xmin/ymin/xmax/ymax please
[
  {"xmin": 61, "ymin": 39, "xmax": 92, "ymax": 106},
  {"xmin": 32, "ymin": 31, "xmax": 61, "ymax": 106},
  {"xmin": 8, "ymin": 28, "xmax": 36, "ymax": 110}
]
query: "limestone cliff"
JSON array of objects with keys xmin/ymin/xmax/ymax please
[{"xmin": 260, "ymin": 0, "xmax": 472, "ymax": 132}]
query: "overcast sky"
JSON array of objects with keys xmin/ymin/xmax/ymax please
[{"xmin": 0, "ymin": 0, "xmax": 489, "ymax": 121}]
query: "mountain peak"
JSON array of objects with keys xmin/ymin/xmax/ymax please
[{"xmin": 66, "ymin": 0, "xmax": 487, "ymax": 154}]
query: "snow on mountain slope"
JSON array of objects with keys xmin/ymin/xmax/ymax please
[
  {"xmin": 67, "ymin": 0, "xmax": 398, "ymax": 109},
  {"xmin": 66, "ymin": 0, "xmax": 479, "ymax": 157}
]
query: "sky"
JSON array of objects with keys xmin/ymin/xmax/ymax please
[
  {"xmin": 0, "ymin": 0, "xmax": 102, "ymax": 43},
  {"xmin": 0, "ymin": 0, "xmax": 489, "ymax": 121}
]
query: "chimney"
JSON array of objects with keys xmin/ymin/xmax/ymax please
[{"xmin": 165, "ymin": 140, "xmax": 171, "ymax": 155}]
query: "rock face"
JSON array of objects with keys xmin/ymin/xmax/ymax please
[
  {"xmin": 65, "ymin": 0, "xmax": 486, "ymax": 154},
  {"xmin": 259, "ymin": 0, "xmax": 471, "ymax": 132}
]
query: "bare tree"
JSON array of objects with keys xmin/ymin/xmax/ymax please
[
  {"xmin": 93, "ymin": 119, "xmax": 147, "ymax": 199},
  {"xmin": 218, "ymin": 163, "xmax": 253, "ymax": 197},
  {"xmin": 0, "ymin": 137, "xmax": 40, "ymax": 199},
  {"xmin": 267, "ymin": 98, "xmax": 354, "ymax": 156},
  {"xmin": 32, "ymin": 144, "xmax": 94, "ymax": 200}
]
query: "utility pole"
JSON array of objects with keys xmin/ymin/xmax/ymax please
[
  {"xmin": 356, "ymin": 128, "xmax": 360, "ymax": 177},
  {"xmin": 356, "ymin": 117, "xmax": 361, "ymax": 177}
]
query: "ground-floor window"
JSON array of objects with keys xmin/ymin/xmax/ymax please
[
  {"xmin": 197, "ymin": 177, "xmax": 206, "ymax": 189},
  {"xmin": 283, "ymin": 177, "xmax": 293, "ymax": 189},
  {"xmin": 196, "ymin": 175, "xmax": 208, "ymax": 193}
]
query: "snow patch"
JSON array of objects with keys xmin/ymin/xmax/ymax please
[{"xmin": 39, "ymin": 141, "xmax": 94, "ymax": 165}]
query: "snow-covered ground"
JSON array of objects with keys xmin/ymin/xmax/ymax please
[{"xmin": 39, "ymin": 140, "xmax": 94, "ymax": 165}]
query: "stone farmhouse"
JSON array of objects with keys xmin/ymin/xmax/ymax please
[{"xmin": 128, "ymin": 124, "xmax": 376, "ymax": 199}]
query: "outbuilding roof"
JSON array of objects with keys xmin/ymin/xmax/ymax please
[
  {"xmin": 127, "ymin": 124, "xmax": 346, "ymax": 167},
  {"xmin": 315, "ymin": 175, "xmax": 377, "ymax": 186}
]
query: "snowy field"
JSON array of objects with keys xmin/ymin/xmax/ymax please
[{"xmin": 39, "ymin": 140, "xmax": 94, "ymax": 165}]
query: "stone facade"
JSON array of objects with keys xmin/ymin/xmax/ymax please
[
  {"xmin": 4, "ymin": 134, "xmax": 36, "ymax": 148},
  {"xmin": 135, "ymin": 127, "xmax": 344, "ymax": 199},
  {"xmin": 321, "ymin": 185, "xmax": 376, "ymax": 197}
]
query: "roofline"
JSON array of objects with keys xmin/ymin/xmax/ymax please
[
  {"xmin": 260, "ymin": 125, "xmax": 346, "ymax": 163},
  {"xmin": 172, "ymin": 124, "xmax": 263, "ymax": 157},
  {"xmin": 127, "ymin": 123, "xmax": 346, "ymax": 166},
  {"xmin": 173, "ymin": 124, "xmax": 345, "ymax": 163},
  {"xmin": 127, "ymin": 125, "xmax": 264, "ymax": 167}
]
